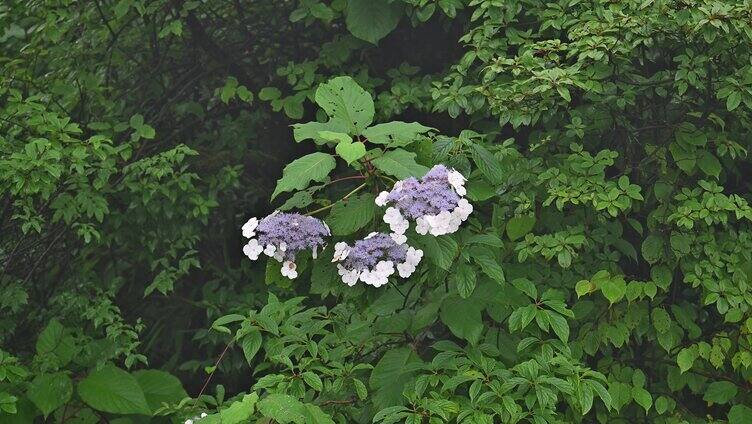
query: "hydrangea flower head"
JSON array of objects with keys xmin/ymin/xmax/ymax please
[
  {"xmin": 375, "ymin": 164, "xmax": 473, "ymax": 236},
  {"xmin": 333, "ymin": 232, "xmax": 423, "ymax": 287},
  {"xmin": 241, "ymin": 212, "xmax": 330, "ymax": 279}
]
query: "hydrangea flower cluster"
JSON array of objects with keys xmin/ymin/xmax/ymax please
[
  {"xmin": 332, "ymin": 232, "xmax": 423, "ymax": 287},
  {"xmin": 376, "ymin": 165, "xmax": 473, "ymax": 236},
  {"xmin": 241, "ymin": 211, "xmax": 330, "ymax": 279}
]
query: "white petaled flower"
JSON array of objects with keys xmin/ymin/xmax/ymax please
[
  {"xmin": 383, "ymin": 207, "xmax": 408, "ymax": 235},
  {"xmin": 242, "ymin": 217, "xmax": 258, "ymax": 238},
  {"xmin": 390, "ymin": 232, "xmax": 407, "ymax": 244},
  {"xmin": 280, "ymin": 261, "xmax": 298, "ymax": 279},
  {"xmin": 185, "ymin": 420, "xmax": 193, "ymax": 424},
  {"xmin": 415, "ymin": 217, "xmax": 429, "ymax": 235},
  {"xmin": 375, "ymin": 191, "xmax": 390, "ymax": 207},
  {"xmin": 337, "ymin": 264, "xmax": 361, "ymax": 286},
  {"xmin": 200, "ymin": 413, "xmax": 208, "ymax": 418},
  {"xmin": 447, "ymin": 170, "xmax": 467, "ymax": 196},
  {"xmin": 332, "ymin": 242, "xmax": 350, "ymax": 262},
  {"xmin": 264, "ymin": 244, "xmax": 276, "ymax": 257},
  {"xmin": 243, "ymin": 239, "xmax": 263, "ymax": 260}
]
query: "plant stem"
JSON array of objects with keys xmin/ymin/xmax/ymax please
[{"xmin": 305, "ymin": 183, "xmax": 367, "ymax": 216}]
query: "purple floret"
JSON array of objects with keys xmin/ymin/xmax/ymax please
[
  {"xmin": 255, "ymin": 212, "xmax": 329, "ymax": 261},
  {"xmin": 342, "ymin": 233, "xmax": 407, "ymax": 271}
]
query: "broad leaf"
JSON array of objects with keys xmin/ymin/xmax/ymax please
[
  {"xmin": 325, "ymin": 193, "xmax": 376, "ymax": 235},
  {"xmin": 77, "ymin": 365, "xmax": 151, "ymax": 416},
  {"xmin": 27, "ymin": 372, "xmax": 72, "ymax": 418},
  {"xmin": 372, "ymin": 148, "xmax": 429, "ymax": 179},
  {"xmin": 346, "ymin": 0, "xmax": 403, "ymax": 45},
  {"xmin": 271, "ymin": 152, "xmax": 336, "ymax": 200},
  {"xmin": 362, "ymin": 121, "xmax": 433, "ymax": 147},
  {"xmin": 314, "ymin": 76, "xmax": 374, "ymax": 134},
  {"xmin": 133, "ymin": 370, "xmax": 187, "ymax": 412}
]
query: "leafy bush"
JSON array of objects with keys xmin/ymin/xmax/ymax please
[{"xmin": 1, "ymin": 0, "xmax": 752, "ymax": 423}]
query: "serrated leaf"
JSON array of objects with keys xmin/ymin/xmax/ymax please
[
  {"xmin": 361, "ymin": 121, "xmax": 432, "ymax": 147},
  {"xmin": 346, "ymin": 0, "xmax": 403, "ymax": 44},
  {"xmin": 335, "ymin": 141, "xmax": 366, "ymax": 164},
  {"xmin": 133, "ymin": 370, "xmax": 187, "ymax": 412},
  {"xmin": 372, "ymin": 148, "xmax": 429, "ymax": 179},
  {"xmin": 506, "ymin": 215, "xmax": 535, "ymax": 241},
  {"xmin": 452, "ymin": 262, "xmax": 477, "ymax": 298},
  {"xmin": 470, "ymin": 144, "xmax": 503, "ymax": 184},
  {"xmin": 77, "ymin": 365, "xmax": 151, "ymax": 416},
  {"xmin": 27, "ymin": 372, "xmax": 72, "ymax": 418},
  {"xmin": 302, "ymin": 372, "xmax": 323, "ymax": 391},
  {"xmin": 315, "ymin": 76, "xmax": 374, "ymax": 134},
  {"xmin": 601, "ymin": 276, "xmax": 626, "ymax": 305},
  {"xmin": 703, "ymin": 381, "xmax": 737, "ymax": 404},
  {"xmin": 413, "ymin": 234, "xmax": 458, "ymax": 270},
  {"xmin": 440, "ymin": 296, "xmax": 483, "ymax": 345},
  {"xmin": 241, "ymin": 327, "xmax": 263, "ymax": 364},
  {"xmin": 325, "ymin": 193, "xmax": 376, "ymax": 235},
  {"xmin": 271, "ymin": 152, "xmax": 336, "ymax": 200}
]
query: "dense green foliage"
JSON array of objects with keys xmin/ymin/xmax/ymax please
[{"xmin": 2, "ymin": 0, "xmax": 752, "ymax": 422}]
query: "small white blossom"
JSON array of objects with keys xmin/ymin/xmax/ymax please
[
  {"xmin": 243, "ymin": 239, "xmax": 263, "ymax": 260},
  {"xmin": 390, "ymin": 233, "xmax": 407, "ymax": 244},
  {"xmin": 332, "ymin": 242, "xmax": 350, "ymax": 262},
  {"xmin": 447, "ymin": 170, "xmax": 467, "ymax": 196},
  {"xmin": 264, "ymin": 244, "xmax": 276, "ymax": 257},
  {"xmin": 242, "ymin": 217, "xmax": 258, "ymax": 238},
  {"xmin": 375, "ymin": 191, "xmax": 390, "ymax": 206},
  {"xmin": 280, "ymin": 261, "xmax": 298, "ymax": 279}
]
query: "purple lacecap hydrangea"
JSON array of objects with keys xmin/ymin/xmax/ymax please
[
  {"xmin": 376, "ymin": 164, "xmax": 473, "ymax": 237},
  {"xmin": 382, "ymin": 165, "xmax": 461, "ymax": 219},
  {"xmin": 254, "ymin": 212, "xmax": 329, "ymax": 261},
  {"xmin": 333, "ymin": 232, "xmax": 423, "ymax": 287},
  {"xmin": 340, "ymin": 233, "xmax": 407, "ymax": 270},
  {"xmin": 241, "ymin": 212, "xmax": 330, "ymax": 279}
]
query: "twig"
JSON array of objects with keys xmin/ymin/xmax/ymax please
[
  {"xmin": 305, "ymin": 183, "xmax": 367, "ymax": 216},
  {"xmin": 195, "ymin": 339, "xmax": 234, "ymax": 402}
]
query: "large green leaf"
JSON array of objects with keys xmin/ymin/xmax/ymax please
[
  {"xmin": 77, "ymin": 365, "xmax": 151, "ymax": 416},
  {"xmin": 369, "ymin": 347, "xmax": 422, "ymax": 410},
  {"xmin": 440, "ymin": 296, "xmax": 484, "ymax": 345},
  {"xmin": 362, "ymin": 121, "xmax": 433, "ymax": 147},
  {"xmin": 202, "ymin": 393, "xmax": 259, "ymax": 424},
  {"xmin": 314, "ymin": 76, "xmax": 374, "ymax": 134},
  {"xmin": 325, "ymin": 193, "xmax": 376, "ymax": 235},
  {"xmin": 271, "ymin": 152, "xmax": 336, "ymax": 200},
  {"xmin": 372, "ymin": 148, "xmax": 429, "ymax": 180},
  {"xmin": 27, "ymin": 372, "xmax": 72, "ymax": 418},
  {"xmin": 703, "ymin": 381, "xmax": 737, "ymax": 404},
  {"xmin": 256, "ymin": 394, "xmax": 333, "ymax": 424},
  {"xmin": 452, "ymin": 261, "xmax": 477, "ymax": 299},
  {"xmin": 346, "ymin": 0, "xmax": 403, "ymax": 45},
  {"xmin": 133, "ymin": 370, "xmax": 187, "ymax": 412},
  {"xmin": 35, "ymin": 319, "xmax": 76, "ymax": 367}
]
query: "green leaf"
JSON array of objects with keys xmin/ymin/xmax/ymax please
[
  {"xmin": 302, "ymin": 371, "xmax": 323, "ymax": 391},
  {"xmin": 77, "ymin": 365, "xmax": 151, "ymax": 416},
  {"xmin": 240, "ymin": 327, "xmax": 263, "ymax": 364},
  {"xmin": 326, "ymin": 193, "xmax": 376, "ymax": 235},
  {"xmin": 726, "ymin": 91, "xmax": 742, "ymax": 111},
  {"xmin": 413, "ymin": 234, "xmax": 458, "ymax": 270},
  {"xmin": 601, "ymin": 276, "xmax": 626, "ymax": 305},
  {"xmin": 641, "ymin": 235, "xmax": 664, "ymax": 264},
  {"xmin": 271, "ymin": 152, "xmax": 336, "ymax": 200},
  {"xmin": 371, "ymin": 148, "xmax": 429, "ymax": 179},
  {"xmin": 346, "ymin": 0, "xmax": 403, "ymax": 44},
  {"xmin": 314, "ymin": 76, "xmax": 374, "ymax": 134},
  {"xmin": 470, "ymin": 144, "xmax": 503, "ymax": 184},
  {"xmin": 703, "ymin": 381, "xmax": 737, "ymax": 404},
  {"xmin": 133, "ymin": 370, "xmax": 187, "ymax": 412},
  {"xmin": 257, "ymin": 394, "xmax": 306, "ymax": 423},
  {"xmin": 632, "ymin": 387, "xmax": 652, "ymax": 413},
  {"xmin": 36, "ymin": 319, "xmax": 76, "ymax": 367},
  {"xmin": 697, "ymin": 151, "xmax": 721, "ymax": 179},
  {"xmin": 472, "ymin": 249, "xmax": 505, "ymax": 284},
  {"xmin": 27, "ymin": 372, "xmax": 72, "ymax": 418},
  {"xmin": 361, "ymin": 121, "xmax": 433, "ymax": 147},
  {"xmin": 259, "ymin": 87, "xmax": 282, "ymax": 101},
  {"xmin": 440, "ymin": 296, "xmax": 483, "ymax": 344},
  {"xmin": 677, "ymin": 346, "xmax": 697, "ymax": 373},
  {"xmin": 369, "ymin": 347, "xmax": 422, "ymax": 409},
  {"xmin": 729, "ymin": 405, "xmax": 752, "ymax": 424},
  {"xmin": 335, "ymin": 141, "xmax": 367, "ymax": 164},
  {"xmin": 546, "ymin": 311, "xmax": 569, "ymax": 342},
  {"xmin": 452, "ymin": 261, "xmax": 477, "ymax": 298},
  {"xmin": 506, "ymin": 215, "xmax": 536, "ymax": 241},
  {"xmin": 202, "ymin": 393, "xmax": 258, "ymax": 424}
]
